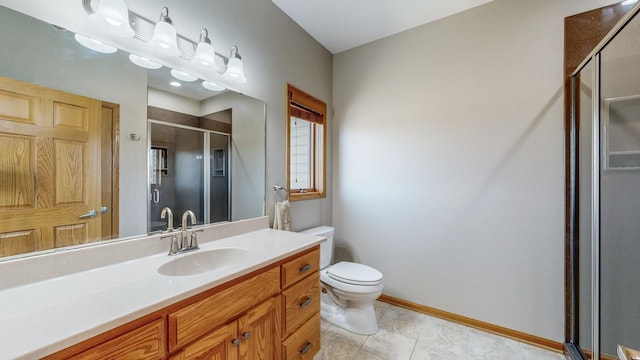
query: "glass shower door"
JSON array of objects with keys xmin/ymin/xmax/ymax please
[
  {"xmin": 599, "ymin": 10, "xmax": 640, "ymax": 358},
  {"xmin": 148, "ymin": 123, "xmax": 205, "ymax": 232}
]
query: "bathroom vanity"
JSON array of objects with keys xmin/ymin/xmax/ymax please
[{"xmin": 0, "ymin": 218, "xmax": 323, "ymax": 359}]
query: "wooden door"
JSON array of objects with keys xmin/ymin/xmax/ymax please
[
  {"xmin": 239, "ymin": 296, "xmax": 281, "ymax": 360},
  {"xmin": 170, "ymin": 321, "xmax": 238, "ymax": 360},
  {"xmin": 0, "ymin": 76, "xmax": 102, "ymax": 256},
  {"xmin": 101, "ymin": 102, "xmax": 119, "ymax": 240}
]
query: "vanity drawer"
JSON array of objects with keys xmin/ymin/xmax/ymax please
[
  {"xmin": 67, "ymin": 319, "xmax": 165, "ymax": 360},
  {"xmin": 282, "ymin": 271, "xmax": 320, "ymax": 337},
  {"xmin": 282, "ymin": 313, "xmax": 321, "ymax": 360},
  {"xmin": 168, "ymin": 266, "xmax": 280, "ymax": 352},
  {"xmin": 281, "ymin": 247, "xmax": 319, "ymax": 288}
]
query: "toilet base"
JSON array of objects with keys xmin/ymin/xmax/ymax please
[{"xmin": 320, "ymin": 291, "xmax": 379, "ymax": 335}]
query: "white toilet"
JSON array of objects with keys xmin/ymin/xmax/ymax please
[{"xmin": 301, "ymin": 226, "xmax": 384, "ymax": 335}]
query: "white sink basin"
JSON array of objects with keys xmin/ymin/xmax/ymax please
[{"xmin": 158, "ymin": 248, "xmax": 249, "ymax": 276}]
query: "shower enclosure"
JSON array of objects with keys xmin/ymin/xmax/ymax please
[
  {"xmin": 148, "ymin": 121, "xmax": 230, "ymax": 233},
  {"xmin": 567, "ymin": 3, "xmax": 640, "ymax": 359}
]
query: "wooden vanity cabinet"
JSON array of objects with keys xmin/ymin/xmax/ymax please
[
  {"xmin": 170, "ymin": 296, "xmax": 280, "ymax": 360},
  {"xmin": 168, "ymin": 267, "xmax": 280, "ymax": 351},
  {"xmin": 280, "ymin": 248, "xmax": 321, "ymax": 360},
  {"xmin": 43, "ymin": 246, "xmax": 321, "ymax": 360}
]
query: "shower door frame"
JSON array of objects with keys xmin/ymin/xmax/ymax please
[{"xmin": 565, "ymin": 3, "xmax": 640, "ymax": 359}]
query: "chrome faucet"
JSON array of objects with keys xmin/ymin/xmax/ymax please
[
  {"xmin": 160, "ymin": 207, "xmax": 174, "ymax": 232},
  {"xmin": 164, "ymin": 210, "xmax": 201, "ymax": 255},
  {"xmin": 180, "ymin": 210, "xmax": 199, "ymax": 251},
  {"xmin": 181, "ymin": 210, "xmax": 196, "ymax": 246}
]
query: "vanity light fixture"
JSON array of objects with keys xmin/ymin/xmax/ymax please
[
  {"xmin": 149, "ymin": 7, "xmax": 181, "ymax": 56},
  {"xmin": 88, "ymin": 0, "xmax": 134, "ymax": 37},
  {"xmin": 193, "ymin": 29, "xmax": 216, "ymax": 66},
  {"xmin": 223, "ymin": 46, "xmax": 247, "ymax": 83},
  {"xmin": 129, "ymin": 54, "xmax": 162, "ymax": 69},
  {"xmin": 202, "ymin": 80, "xmax": 226, "ymax": 92},
  {"xmin": 170, "ymin": 69, "xmax": 198, "ymax": 82},
  {"xmin": 74, "ymin": 33, "xmax": 118, "ymax": 54},
  {"xmin": 81, "ymin": 0, "xmax": 249, "ymax": 84}
]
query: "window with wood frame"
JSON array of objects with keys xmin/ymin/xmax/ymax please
[{"xmin": 286, "ymin": 84, "xmax": 326, "ymax": 200}]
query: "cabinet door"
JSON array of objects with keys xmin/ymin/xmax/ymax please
[
  {"xmin": 170, "ymin": 322, "xmax": 238, "ymax": 360},
  {"xmin": 169, "ymin": 267, "xmax": 280, "ymax": 351},
  {"xmin": 238, "ymin": 296, "xmax": 281, "ymax": 360}
]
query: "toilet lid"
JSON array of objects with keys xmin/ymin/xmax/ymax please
[{"xmin": 327, "ymin": 262, "xmax": 383, "ymax": 286}]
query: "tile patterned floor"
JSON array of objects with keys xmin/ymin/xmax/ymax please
[{"xmin": 313, "ymin": 301, "xmax": 567, "ymax": 360}]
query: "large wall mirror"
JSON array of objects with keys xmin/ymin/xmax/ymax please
[{"xmin": 0, "ymin": 5, "xmax": 265, "ymax": 260}]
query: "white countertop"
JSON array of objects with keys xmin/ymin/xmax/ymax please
[{"xmin": 0, "ymin": 227, "xmax": 324, "ymax": 359}]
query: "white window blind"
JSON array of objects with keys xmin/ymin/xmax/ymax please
[{"xmin": 290, "ymin": 116, "xmax": 313, "ymax": 190}]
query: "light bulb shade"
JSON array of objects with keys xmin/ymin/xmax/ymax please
[
  {"xmin": 150, "ymin": 21, "xmax": 180, "ymax": 56},
  {"xmin": 194, "ymin": 42, "xmax": 215, "ymax": 66},
  {"xmin": 89, "ymin": 0, "xmax": 135, "ymax": 37},
  {"xmin": 202, "ymin": 81, "xmax": 226, "ymax": 92},
  {"xmin": 149, "ymin": 8, "xmax": 181, "ymax": 56},
  {"xmin": 129, "ymin": 54, "xmax": 162, "ymax": 69},
  {"xmin": 170, "ymin": 69, "xmax": 198, "ymax": 82},
  {"xmin": 224, "ymin": 57, "xmax": 247, "ymax": 83},
  {"xmin": 74, "ymin": 33, "xmax": 118, "ymax": 54}
]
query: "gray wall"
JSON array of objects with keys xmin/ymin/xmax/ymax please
[{"xmin": 332, "ymin": 0, "xmax": 615, "ymax": 341}]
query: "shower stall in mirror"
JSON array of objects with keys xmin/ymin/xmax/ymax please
[
  {"xmin": 148, "ymin": 121, "xmax": 230, "ymax": 233},
  {"xmin": 567, "ymin": 4, "xmax": 640, "ymax": 359}
]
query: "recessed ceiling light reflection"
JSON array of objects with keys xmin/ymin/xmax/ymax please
[
  {"xmin": 74, "ymin": 33, "xmax": 118, "ymax": 54},
  {"xmin": 128, "ymin": 54, "xmax": 162, "ymax": 69},
  {"xmin": 170, "ymin": 81, "xmax": 182, "ymax": 87},
  {"xmin": 621, "ymin": 0, "xmax": 638, "ymax": 5},
  {"xmin": 202, "ymin": 81, "xmax": 226, "ymax": 92},
  {"xmin": 170, "ymin": 69, "xmax": 198, "ymax": 82}
]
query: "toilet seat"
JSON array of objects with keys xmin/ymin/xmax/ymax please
[{"xmin": 326, "ymin": 262, "xmax": 383, "ymax": 286}]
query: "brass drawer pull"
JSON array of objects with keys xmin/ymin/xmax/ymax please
[
  {"xmin": 299, "ymin": 264, "xmax": 312, "ymax": 273},
  {"xmin": 300, "ymin": 341, "xmax": 313, "ymax": 354},
  {"xmin": 299, "ymin": 297, "xmax": 313, "ymax": 308}
]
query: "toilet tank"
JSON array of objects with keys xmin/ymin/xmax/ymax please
[{"xmin": 300, "ymin": 226, "xmax": 334, "ymax": 269}]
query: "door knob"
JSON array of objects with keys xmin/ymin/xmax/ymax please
[
  {"xmin": 79, "ymin": 210, "xmax": 97, "ymax": 219},
  {"xmin": 100, "ymin": 206, "xmax": 108, "ymax": 214}
]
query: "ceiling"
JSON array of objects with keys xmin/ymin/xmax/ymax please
[{"xmin": 271, "ymin": 0, "xmax": 494, "ymax": 54}]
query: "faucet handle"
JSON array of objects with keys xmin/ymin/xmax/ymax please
[
  {"xmin": 161, "ymin": 234, "xmax": 180, "ymax": 255},
  {"xmin": 189, "ymin": 229, "xmax": 203, "ymax": 249}
]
